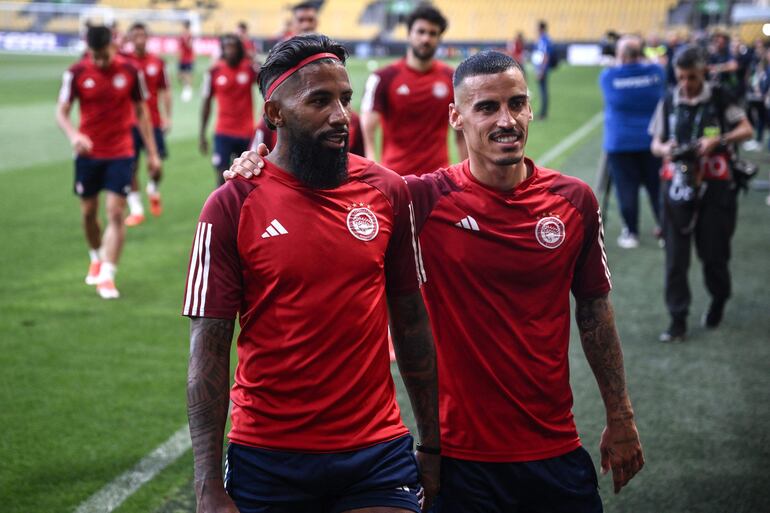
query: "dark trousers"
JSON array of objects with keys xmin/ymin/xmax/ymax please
[
  {"xmin": 538, "ymin": 73, "xmax": 549, "ymax": 118},
  {"xmin": 662, "ymin": 180, "xmax": 737, "ymax": 320},
  {"xmin": 606, "ymin": 151, "xmax": 661, "ymax": 234},
  {"xmin": 747, "ymin": 100, "xmax": 766, "ymax": 141}
]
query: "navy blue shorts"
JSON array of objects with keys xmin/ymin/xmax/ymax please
[
  {"xmin": 132, "ymin": 126, "xmax": 168, "ymax": 160},
  {"xmin": 213, "ymin": 134, "xmax": 251, "ymax": 172},
  {"xmin": 179, "ymin": 62, "xmax": 193, "ymax": 72},
  {"xmin": 433, "ymin": 447, "xmax": 602, "ymax": 513},
  {"xmin": 225, "ymin": 434, "xmax": 422, "ymax": 513},
  {"xmin": 74, "ymin": 156, "xmax": 134, "ymax": 198}
]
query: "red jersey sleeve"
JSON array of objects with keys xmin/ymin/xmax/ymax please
[
  {"xmin": 563, "ymin": 180, "xmax": 612, "ymax": 299},
  {"xmin": 182, "ymin": 180, "xmax": 254, "ymax": 319},
  {"xmin": 158, "ymin": 58, "xmax": 169, "ymax": 89},
  {"xmin": 58, "ymin": 65, "xmax": 80, "ymax": 104},
  {"xmin": 385, "ymin": 172, "xmax": 425, "ymax": 294},
  {"xmin": 361, "ymin": 69, "xmax": 389, "ymax": 115},
  {"xmin": 404, "ymin": 167, "xmax": 463, "ymax": 233},
  {"xmin": 131, "ymin": 67, "xmax": 149, "ymax": 102}
]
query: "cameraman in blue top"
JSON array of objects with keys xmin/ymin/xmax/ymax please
[
  {"xmin": 649, "ymin": 45, "xmax": 752, "ymax": 343},
  {"xmin": 600, "ymin": 35, "xmax": 666, "ymax": 249}
]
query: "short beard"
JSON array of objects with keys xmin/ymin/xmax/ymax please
[
  {"xmin": 287, "ymin": 125, "xmax": 349, "ymax": 189},
  {"xmin": 411, "ymin": 44, "xmax": 436, "ymax": 61}
]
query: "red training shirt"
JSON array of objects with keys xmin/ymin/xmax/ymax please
[
  {"xmin": 361, "ymin": 59, "xmax": 455, "ymax": 176},
  {"xmin": 179, "ymin": 34, "xmax": 194, "ymax": 65},
  {"xmin": 203, "ymin": 58, "xmax": 257, "ymax": 139},
  {"xmin": 406, "ymin": 159, "xmax": 612, "ymax": 462},
  {"xmin": 128, "ymin": 51, "xmax": 168, "ymax": 128},
  {"xmin": 182, "ymin": 154, "xmax": 422, "ymax": 452},
  {"xmin": 58, "ymin": 54, "xmax": 148, "ymax": 159}
]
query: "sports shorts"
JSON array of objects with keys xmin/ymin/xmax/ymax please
[
  {"xmin": 212, "ymin": 133, "xmax": 250, "ymax": 171},
  {"xmin": 132, "ymin": 126, "xmax": 168, "ymax": 160},
  {"xmin": 225, "ymin": 434, "xmax": 422, "ymax": 513},
  {"xmin": 179, "ymin": 62, "xmax": 193, "ymax": 72},
  {"xmin": 433, "ymin": 447, "xmax": 602, "ymax": 513},
  {"xmin": 74, "ymin": 156, "xmax": 134, "ymax": 198}
]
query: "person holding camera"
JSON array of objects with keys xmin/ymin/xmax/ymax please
[{"xmin": 649, "ymin": 45, "xmax": 753, "ymax": 342}]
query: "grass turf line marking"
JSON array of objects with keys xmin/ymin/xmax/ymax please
[
  {"xmin": 536, "ymin": 111, "xmax": 603, "ymax": 168},
  {"xmin": 69, "ymin": 111, "xmax": 605, "ymax": 513},
  {"xmin": 73, "ymin": 425, "xmax": 191, "ymax": 513}
]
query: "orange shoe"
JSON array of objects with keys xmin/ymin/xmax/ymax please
[
  {"xmin": 85, "ymin": 261, "xmax": 101, "ymax": 285},
  {"xmin": 149, "ymin": 193, "xmax": 163, "ymax": 217},
  {"xmin": 96, "ymin": 279, "xmax": 120, "ymax": 299},
  {"xmin": 125, "ymin": 213, "xmax": 145, "ymax": 227}
]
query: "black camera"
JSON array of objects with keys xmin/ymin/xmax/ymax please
[{"xmin": 670, "ymin": 142, "xmax": 701, "ymax": 187}]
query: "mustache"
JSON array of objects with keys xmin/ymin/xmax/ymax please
[{"xmin": 488, "ymin": 128, "xmax": 524, "ymax": 140}]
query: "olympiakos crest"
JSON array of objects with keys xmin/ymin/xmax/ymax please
[
  {"xmin": 83, "ymin": 78, "xmax": 96, "ymax": 89},
  {"xmin": 146, "ymin": 64, "xmax": 158, "ymax": 76},
  {"xmin": 236, "ymin": 71, "xmax": 249, "ymax": 84},
  {"xmin": 433, "ymin": 81, "xmax": 449, "ymax": 98},
  {"xmin": 347, "ymin": 206, "xmax": 379, "ymax": 241},
  {"xmin": 112, "ymin": 74, "xmax": 127, "ymax": 89},
  {"xmin": 535, "ymin": 216, "xmax": 565, "ymax": 249},
  {"xmin": 216, "ymin": 75, "xmax": 228, "ymax": 86}
]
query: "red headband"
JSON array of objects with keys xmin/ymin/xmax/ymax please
[{"xmin": 265, "ymin": 52, "xmax": 341, "ymax": 100}]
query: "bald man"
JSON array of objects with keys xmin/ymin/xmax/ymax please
[{"xmin": 599, "ymin": 35, "xmax": 666, "ymax": 248}]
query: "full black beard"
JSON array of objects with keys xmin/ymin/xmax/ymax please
[{"xmin": 287, "ymin": 125, "xmax": 349, "ymax": 189}]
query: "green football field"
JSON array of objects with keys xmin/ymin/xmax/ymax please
[{"xmin": 0, "ymin": 52, "xmax": 768, "ymax": 513}]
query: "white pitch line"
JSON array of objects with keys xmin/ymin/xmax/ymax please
[
  {"xmin": 536, "ymin": 111, "xmax": 603, "ymax": 167},
  {"xmin": 74, "ymin": 424, "xmax": 191, "ymax": 513}
]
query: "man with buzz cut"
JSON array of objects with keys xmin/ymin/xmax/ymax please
[
  {"xmin": 229, "ymin": 50, "xmax": 644, "ymax": 512},
  {"xmin": 361, "ymin": 4, "xmax": 467, "ymax": 176},
  {"xmin": 184, "ymin": 34, "xmax": 440, "ymax": 513},
  {"xmin": 56, "ymin": 24, "xmax": 161, "ymax": 299}
]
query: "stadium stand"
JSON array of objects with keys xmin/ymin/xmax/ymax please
[{"xmin": 317, "ymin": 0, "xmax": 378, "ymax": 41}]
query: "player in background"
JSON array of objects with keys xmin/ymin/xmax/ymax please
[
  {"xmin": 237, "ymin": 21, "xmax": 257, "ymax": 60},
  {"xmin": 56, "ymin": 25, "xmax": 161, "ymax": 299},
  {"xmin": 290, "ymin": 1, "xmax": 319, "ymax": 37},
  {"xmin": 229, "ymin": 51, "xmax": 644, "ymax": 511},
  {"xmin": 178, "ymin": 20, "xmax": 195, "ymax": 102},
  {"xmin": 534, "ymin": 20, "xmax": 554, "ymax": 120},
  {"xmin": 200, "ymin": 34, "xmax": 257, "ymax": 187},
  {"xmin": 185, "ymin": 34, "xmax": 439, "ymax": 513},
  {"xmin": 361, "ymin": 4, "xmax": 467, "ymax": 176},
  {"xmin": 125, "ymin": 22, "xmax": 171, "ymax": 226}
]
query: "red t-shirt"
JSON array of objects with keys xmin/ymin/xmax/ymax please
[
  {"xmin": 179, "ymin": 34, "xmax": 194, "ymax": 64},
  {"xmin": 58, "ymin": 54, "xmax": 147, "ymax": 159},
  {"xmin": 203, "ymin": 59, "xmax": 257, "ymax": 139},
  {"xmin": 406, "ymin": 159, "xmax": 612, "ymax": 462},
  {"xmin": 128, "ymin": 52, "xmax": 168, "ymax": 128},
  {"xmin": 251, "ymin": 110, "xmax": 365, "ymax": 157},
  {"xmin": 182, "ymin": 154, "xmax": 422, "ymax": 452},
  {"xmin": 361, "ymin": 59, "xmax": 454, "ymax": 176}
]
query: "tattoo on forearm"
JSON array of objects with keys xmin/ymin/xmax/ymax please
[
  {"xmin": 388, "ymin": 292, "xmax": 440, "ymax": 446},
  {"xmin": 575, "ymin": 294, "xmax": 631, "ymax": 415},
  {"xmin": 187, "ymin": 317, "xmax": 234, "ymax": 490}
]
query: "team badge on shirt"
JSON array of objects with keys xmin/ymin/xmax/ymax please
[
  {"xmin": 396, "ymin": 84, "xmax": 410, "ymax": 95},
  {"xmin": 83, "ymin": 78, "xmax": 96, "ymax": 89},
  {"xmin": 535, "ymin": 215, "xmax": 565, "ymax": 249},
  {"xmin": 346, "ymin": 203, "xmax": 379, "ymax": 241},
  {"xmin": 216, "ymin": 75, "xmax": 228, "ymax": 86},
  {"xmin": 432, "ymin": 82, "xmax": 449, "ymax": 98},
  {"xmin": 146, "ymin": 64, "xmax": 158, "ymax": 76},
  {"xmin": 112, "ymin": 74, "xmax": 127, "ymax": 89},
  {"xmin": 236, "ymin": 71, "xmax": 249, "ymax": 84}
]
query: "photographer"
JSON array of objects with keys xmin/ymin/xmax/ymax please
[{"xmin": 650, "ymin": 45, "xmax": 753, "ymax": 342}]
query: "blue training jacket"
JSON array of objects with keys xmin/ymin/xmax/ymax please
[{"xmin": 600, "ymin": 62, "xmax": 666, "ymax": 153}]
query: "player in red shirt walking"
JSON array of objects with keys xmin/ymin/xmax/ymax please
[
  {"xmin": 229, "ymin": 51, "xmax": 644, "ymax": 512},
  {"xmin": 56, "ymin": 25, "xmax": 161, "ymax": 299},
  {"xmin": 199, "ymin": 34, "xmax": 258, "ymax": 186},
  {"xmin": 361, "ymin": 5, "xmax": 466, "ymax": 176},
  {"xmin": 184, "ymin": 35, "xmax": 439, "ymax": 513},
  {"xmin": 178, "ymin": 20, "xmax": 194, "ymax": 102},
  {"xmin": 236, "ymin": 21, "xmax": 257, "ymax": 60},
  {"xmin": 125, "ymin": 22, "xmax": 171, "ymax": 226}
]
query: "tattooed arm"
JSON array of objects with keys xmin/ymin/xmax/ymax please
[
  {"xmin": 187, "ymin": 317, "xmax": 239, "ymax": 513},
  {"xmin": 576, "ymin": 294, "xmax": 644, "ymax": 494},
  {"xmin": 388, "ymin": 291, "xmax": 440, "ymax": 509}
]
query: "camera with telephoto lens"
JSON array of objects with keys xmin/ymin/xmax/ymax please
[{"xmin": 670, "ymin": 141, "xmax": 701, "ymax": 188}]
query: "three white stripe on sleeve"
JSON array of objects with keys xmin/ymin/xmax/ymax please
[{"xmin": 183, "ymin": 222, "xmax": 213, "ymax": 316}]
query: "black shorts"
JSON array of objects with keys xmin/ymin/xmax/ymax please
[
  {"xmin": 132, "ymin": 126, "xmax": 168, "ymax": 160},
  {"xmin": 212, "ymin": 133, "xmax": 250, "ymax": 171},
  {"xmin": 434, "ymin": 447, "xmax": 602, "ymax": 513},
  {"xmin": 179, "ymin": 62, "xmax": 193, "ymax": 72},
  {"xmin": 74, "ymin": 156, "xmax": 134, "ymax": 198},
  {"xmin": 225, "ymin": 434, "xmax": 422, "ymax": 513}
]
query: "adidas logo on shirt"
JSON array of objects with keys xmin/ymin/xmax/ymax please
[
  {"xmin": 455, "ymin": 216, "xmax": 480, "ymax": 231},
  {"xmin": 261, "ymin": 219, "xmax": 288, "ymax": 238}
]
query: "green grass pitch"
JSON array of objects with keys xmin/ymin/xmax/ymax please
[{"xmin": 0, "ymin": 52, "xmax": 768, "ymax": 513}]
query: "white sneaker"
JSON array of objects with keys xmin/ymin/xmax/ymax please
[
  {"xmin": 617, "ymin": 228, "xmax": 639, "ymax": 249},
  {"xmin": 742, "ymin": 140, "xmax": 760, "ymax": 152},
  {"xmin": 181, "ymin": 86, "xmax": 193, "ymax": 103},
  {"xmin": 96, "ymin": 279, "xmax": 120, "ymax": 299}
]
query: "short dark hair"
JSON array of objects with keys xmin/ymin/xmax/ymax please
[
  {"xmin": 86, "ymin": 25, "xmax": 112, "ymax": 51},
  {"xmin": 130, "ymin": 22, "xmax": 147, "ymax": 32},
  {"xmin": 238, "ymin": 21, "xmax": 248, "ymax": 30},
  {"xmin": 292, "ymin": 1, "xmax": 319, "ymax": 13},
  {"xmin": 453, "ymin": 50, "xmax": 523, "ymax": 88},
  {"xmin": 674, "ymin": 44, "xmax": 706, "ymax": 70},
  {"xmin": 258, "ymin": 34, "xmax": 347, "ymax": 99},
  {"xmin": 539, "ymin": 20, "xmax": 548, "ymax": 32},
  {"xmin": 406, "ymin": 4, "xmax": 448, "ymax": 34},
  {"xmin": 220, "ymin": 33, "xmax": 245, "ymax": 62}
]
